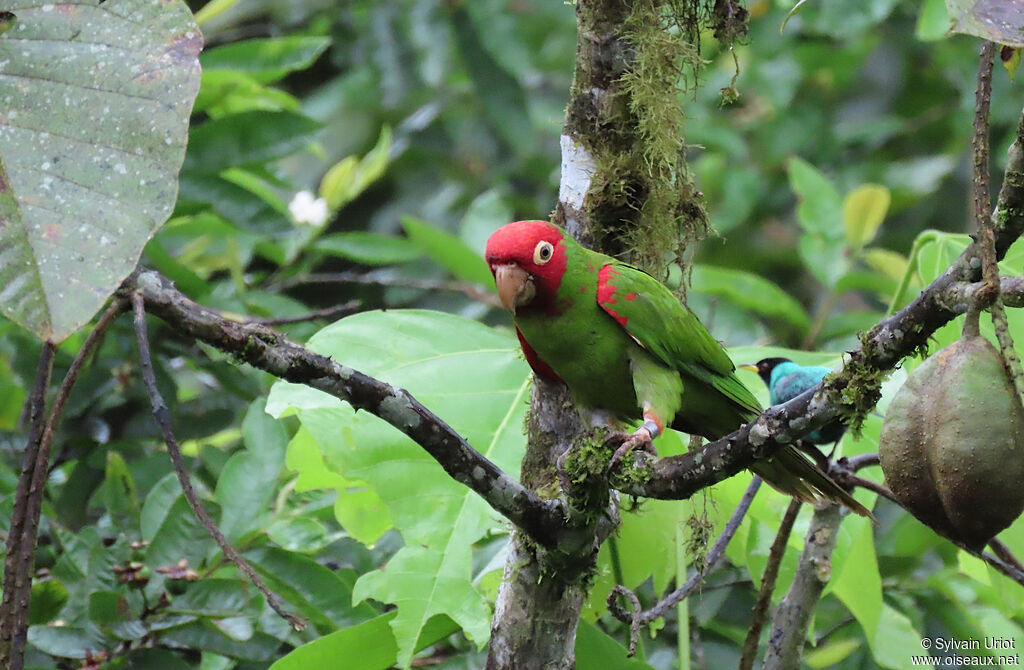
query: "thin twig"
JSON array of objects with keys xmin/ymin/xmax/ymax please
[
  {"xmin": 739, "ymin": 499, "xmax": 801, "ymax": 670},
  {"xmin": 130, "ymin": 293, "xmax": 305, "ymax": 631},
  {"xmin": 842, "ymin": 453, "xmax": 880, "ymax": 471},
  {"xmin": 607, "ymin": 477, "xmax": 762, "ymax": 655},
  {"xmin": 0, "ymin": 341, "xmax": 55, "ymax": 670},
  {"xmin": 279, "ymin": 271, "xmax": 501, "ymax": 308},
  {"xmin": 246, "ymin": 300, "xmax": 361, "ymax": 326},
  {"xmin": 989, "ymin": 538, "xmax": 1024, "ymax": 573},
  {"xmin": 973, "ymin": 42, "xmax": 1024, "ymax": 398}
]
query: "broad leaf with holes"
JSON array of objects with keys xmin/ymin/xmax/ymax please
[
  {"xmin": 267, "ymin": 310, "xmax": 530, "ymax": 667},
  {"xmin": 0, "ymin": 0, "xmax": 201, "ymax": 341}
]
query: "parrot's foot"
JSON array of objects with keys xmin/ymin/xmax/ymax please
[{"xmin": 607, "ymin": 427, "xmax": 658, "ymax": 471}]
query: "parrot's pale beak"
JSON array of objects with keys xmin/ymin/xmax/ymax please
[
  {"xmin": 493, "ymin": 264, "xmax": 535, "ymax": 314},
  {"xmin": 738, "ymin": 364, "xmax": 758, "ymax": 373}
]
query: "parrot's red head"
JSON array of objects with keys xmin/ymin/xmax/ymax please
[{"xmin": 485, "ymin": 221, "xmax": 568, "ymax": 314}]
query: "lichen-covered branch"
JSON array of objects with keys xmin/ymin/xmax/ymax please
[
  {"xmin": 761, "ymin": 504, "xmax": 842, "ymax": 670},
  {"xmin": 124, "ymin": 270, "xmax": 567, "ymax": 549},
  {"xmin": 618, "ymin": 107, "xmax": 1024, "ymax": 501}
]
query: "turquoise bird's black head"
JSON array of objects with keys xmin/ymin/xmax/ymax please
[{"xmin": 746, "ymin": 357, "xmax": 792, "ymax": 387}]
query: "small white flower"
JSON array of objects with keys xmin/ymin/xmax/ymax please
[{"xmin": 288, "ymin": 190, "xmax": 329, "ymax": 227}]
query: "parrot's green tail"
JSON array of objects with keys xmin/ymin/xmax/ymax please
[{"xmin": 751, "ymin": 446, "xmax": 874, "ymax": 519}]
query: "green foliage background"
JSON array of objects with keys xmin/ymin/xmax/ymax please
[{"xmin": 0, "ymin": 0, "xmax": 1022, "ymax": 668}]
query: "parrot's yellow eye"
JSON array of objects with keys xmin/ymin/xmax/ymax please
[{"xmin": 534, "ymin": 240, "xmax": 554, "ymax": 265}]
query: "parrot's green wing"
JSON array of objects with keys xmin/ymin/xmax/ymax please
[
  {"xmin": 594, "ymin": 261, "xmax": 872, "ymax": 518},
  {"xmin": 596, "ymin": 262, "xmax": 761, "ymax": 417}
]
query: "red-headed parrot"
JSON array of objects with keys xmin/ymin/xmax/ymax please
[{"xmin": 485, "ymin": 220, "xmax": 869, "ymax": 515}]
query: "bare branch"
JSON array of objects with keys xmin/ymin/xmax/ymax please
[
  {"xmin": 739, "ymin": 499, "xmax": 801, "ymax": 670},
  {"xmin": 762, "ymin": 503, "xmax": 842, "ymax": 670},
  {"xmin": 0, "ymin": 341, "xmax": 55, "ymax": 670},
  {"xmin": 2, "ymin": 299, "xmax": 125, "ymax": 670},
  {"xmin": 131, "ymin": 293, "xmax": 305, "ymax": 631},
  {"xmin": 124, "ymin": 270, "xmax": 566, "ymax": 548},
  {"xmin": 607, "ymin": 478, "xmax": 762, "ymax": 655},
  {"xmin": 842, "ymin": 453, "xmax": 880, "ymax": 471}
]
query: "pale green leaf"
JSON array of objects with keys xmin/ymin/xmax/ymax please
[
  {"xmin": 861, "ymin": 248, "xmax": 909, "ymax": 281},
  {"xmin": 917, "ymin": 0, "xmax": 952, "ymax": 40},
  {"xmin": 285, "ymin": 425, "xmax": 393, "ymax": 546},
  {"xmin": 871, "ymin": 605, "xmax": 924, "ymax": 669},
  {"xmin": 460, "ymin": 189, "xmax": 513, "ymax": 256},
  {"xmin": 314, "ymin": 232, "xmax": 422, "ymax": 266},
  {"xmin": 400, "ymin": 216, "xmax": 495, "ymax": 287},
  {"xmin": 691, "ymin": 265, "xmax": 811, "ymax": 330},
  {"xmin": 267, "ymin": 310, "xmax": 530, "ymax": 665},
  {"xmin": 351, "ymin": 546, "xmax": 492, "ymax": 661},
  {"xmin": 0, "ymin": 0, "xmax": 201, "ymax": 341},
  {"xmin": 320, "ymin": 127, "xmax": 391, "ymax": 211},
  {"xmin": 576, "ymin": 620, "xmax": 655, "ymax": 669},
  {"xmin": 832, "ymin": 515, "xmax": 883, "ymax": 640},
  {"xmin": 804, "ymin": 638, "xmax": 863, "ymax": 668},
  {"xmin": 788, "ymin": 157, "xmax": 843, "ymax": 236},
  {"xmin": 201, "ymin": 36, "xmax": 332, "ymax": 84},
  {"xmin": 268, "ymin": 612, "xmax": 459, "ymax": 670},
  {"xmin": 843, "ymin": 184, "xmax": 891, "ymax": 248},
  {"xmin": 799, "ymin": 234, "xmax": 849, "ymax": 288}
]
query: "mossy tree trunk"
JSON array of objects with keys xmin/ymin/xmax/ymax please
[{"xmin": 485, "ymin": 0, "xmax": 718, "ymax": 667}]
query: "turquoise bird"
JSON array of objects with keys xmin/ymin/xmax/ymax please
[{"xmin": 741, "ymin": 358, "xmax": 846, "ymax": 446}]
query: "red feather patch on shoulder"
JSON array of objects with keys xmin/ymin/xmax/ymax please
[
  {"xmin": 515, "ymin": 328, "xmax": 564, "ymax": 384},
  {"xmin": 597, "ymin": 265, "xmax": 628, "ymax": 326}
]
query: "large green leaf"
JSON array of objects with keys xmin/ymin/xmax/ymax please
[
  {"xmin": 216, "ymin": 399, "xmax": 287, "ymax": 543},
  {"xmin": 787, "ymin": 157, "xmax": 843, "ymax": 236},
  {"xmin": 200, "ymin": 36, "xmax": 332, "ymax": 84},
  {"xmin": 244, "ymin": 546, "xmax": 376, "ymax": 634},
  {"xmin": 267, "ymin": 309, "xmax": 530, "ymax": 667},
  {"xmin": 400, "ymin": 216, "xmax": 495, "ymax": 287},
  {"xmin": 691, "ymin": 265, "xmax": 811, "ymax": 330},
  {"xmin": 0, "ymin": 0, "xmax": 201, "ymax": 341},
  {"xmin": 576, "ymin": 620, "xmax": 655, "ymax": 670},
  {"xmin": 268, "ymin": 611, "xmax": 459, "ymax": 670}
]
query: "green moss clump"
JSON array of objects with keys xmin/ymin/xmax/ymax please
[{"xmin": 825, "ymin": 331, "xmax": 890, "ymax": 435}]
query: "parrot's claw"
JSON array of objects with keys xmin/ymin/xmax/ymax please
[{"xmin": 607, "ymin": 427, "xmax": 658, "ymax": 470}]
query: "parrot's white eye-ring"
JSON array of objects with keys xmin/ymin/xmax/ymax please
[{"xmin": 534, "ymin": 240, "xmax": 554, "ymax": 265}]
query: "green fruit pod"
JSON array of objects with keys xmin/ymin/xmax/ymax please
[{"xmin": 879, "ymin": 332, "xmax": 1024, "ymax": 551}]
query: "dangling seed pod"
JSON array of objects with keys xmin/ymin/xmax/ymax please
[{"xmin": 879, "ymin": 312, "xmax": 1024, "ymax": 551}]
